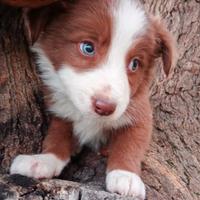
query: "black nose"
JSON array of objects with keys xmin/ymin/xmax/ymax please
[{"xmin": 93, "ymin": 99, "xmax": 116, "ymax": 116}]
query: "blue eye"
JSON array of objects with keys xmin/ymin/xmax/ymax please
[
  {"xmin": 80, "ymin": 41, "xmax": 95, "ymax": 56},
  {"xmin": 128, "ymin": 58, "xmax": 140, "ymax": 72}
]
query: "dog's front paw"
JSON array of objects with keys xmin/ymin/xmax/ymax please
[
  {"xmin": 106, "ymin": 170, "xmax": 145, "ymax": 199},
  {"xmin": 10, "ymin": 153, "xmax": 68, "ymax": 179}
]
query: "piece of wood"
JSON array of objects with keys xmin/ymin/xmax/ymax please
[{"xmin": 0, "ymin": 174, "xmax": 134, "ymax": 200}]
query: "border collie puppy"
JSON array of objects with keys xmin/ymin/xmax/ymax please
[{"xmin": 10, "ymin": 0, "xmax": 175, "ymax": 199}]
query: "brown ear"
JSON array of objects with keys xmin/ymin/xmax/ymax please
[
  {"xmin": 2, "ymin": 0, "xmax": 65, "ymax": 45},
  {"xmin": 23, "ymin": 1, "xmax": 68, "ymax": 45},
  {"xmin": 152, "ymin": 17, "xmax": 177, "ymax": 76}
]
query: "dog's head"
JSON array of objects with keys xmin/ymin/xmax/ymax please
[{"xmin": 28, "ymin": 0, "xmax": 176, "ymax": 124}]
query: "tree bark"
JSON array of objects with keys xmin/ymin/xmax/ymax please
[
  {"xmin": 0, "ymin": 1, "xmax": 199, "ymax": 200},
  {"xmin": 142, "ymin": 1, "xmax": 200, "ymax": 199},
  {"xmin": 0, "ymin": 4, "xmax": 48, "ymax": 174}
]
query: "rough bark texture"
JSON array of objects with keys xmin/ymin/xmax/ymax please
[
  {"xmin": 0, "ymin": 174, "xmax": 136, "ymax": 200},
  {"xmin": 0, "ymin": 0, "xmax": 200, "ymax": 200},
  {"xmin": 0, "ymin": 5, "xmax": 48, "ymax": 175},
  {"xmin": 143, "ymin": 1, "xmax": 200, "ymax": 199}
]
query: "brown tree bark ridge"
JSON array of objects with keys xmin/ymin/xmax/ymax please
[{"xmin": 0, "ymin": 1, "xmax": 199, "ymax": 200}]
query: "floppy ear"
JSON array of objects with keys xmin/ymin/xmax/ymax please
[
  {"xmin": 22, "ymin": 1, "xmax": 68, "ymax": 45},
  {"xmin": 152, "ymin": 17, "xmax": 177, "ymax": 76}
]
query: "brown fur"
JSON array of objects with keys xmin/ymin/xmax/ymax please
[
  {"xmin": 107, "ymin": 92, "xmax": 153, "ymax": 174},
  {"xmin": 42, "ymin": 117, "xmax": 76, "ymax": 160},
  {"xmin": 39, "ymin": 0, "xmax": 112, "ymax": 70}
]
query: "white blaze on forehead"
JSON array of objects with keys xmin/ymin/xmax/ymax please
[{"xmin": 109, "ymin": 0, "xmax": 147, "ymax": 59}]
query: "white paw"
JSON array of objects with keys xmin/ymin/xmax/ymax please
[
  {"xmin": 10, "ymin": 153, "xmax": 69, "ymax": 179},
  {"xmin": 106, "ymin": 170, "xmax": 145, "ymax": 199}
]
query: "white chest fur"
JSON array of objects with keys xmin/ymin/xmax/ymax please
[
  {"xmin": 72, "ymin": 114, "xmax": 133, "ymax": 149},
  {"xmin": 73, "ymin": 117, "xmax": 106, "ymax": 149}
]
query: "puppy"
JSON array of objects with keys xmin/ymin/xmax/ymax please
[{"xmin": 10, "ymin": 0, "xmax": 175, "ymax": 199}]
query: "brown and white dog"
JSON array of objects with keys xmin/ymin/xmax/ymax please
[{"xmin": 10, "ymin": 0, "xmax": 175, "ymax": 199}]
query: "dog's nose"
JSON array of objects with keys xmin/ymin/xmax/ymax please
[{"xmin": 93, "ymin": 98, "xmax": 116, "ymax": 116}]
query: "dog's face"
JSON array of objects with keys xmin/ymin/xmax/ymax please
[{"xmin": 29, "ymin": 0, "xmax": 175, "ymax": 124}]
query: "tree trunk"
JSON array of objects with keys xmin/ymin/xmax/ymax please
[
  {"xmin": 143, "ymin": 1, "xmax": 200, "ymax": 199},
  {"xmin": 0, "ymin": 4, "xmax": 48, "ymax": 174},
  {"xmin": 0, "ymin": 1, "xmax": 199, "ymax": 200}
]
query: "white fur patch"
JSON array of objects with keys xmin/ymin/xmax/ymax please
[
  {"xmin": 111, "ymin": 0, "xmax": 147, "ymax": 56},
  {"xmin": 32, "ymin": 0, "xmax": 147, "ymax": 148},
  {"xmin": 10, "ymin": 153, "xmax": 68, "ymax": 179},
  {"xmin": 106, "ymin": 170, "xmax": 145, "ymax": 199}
]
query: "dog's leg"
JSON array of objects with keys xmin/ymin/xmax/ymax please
[
  {"xmin": 10, "ymin": 117, "xmax": 74, "ymax": 179},
  {"xmin": 106, "ymin": 124, "xmax": 152, "ymax": 199}
]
